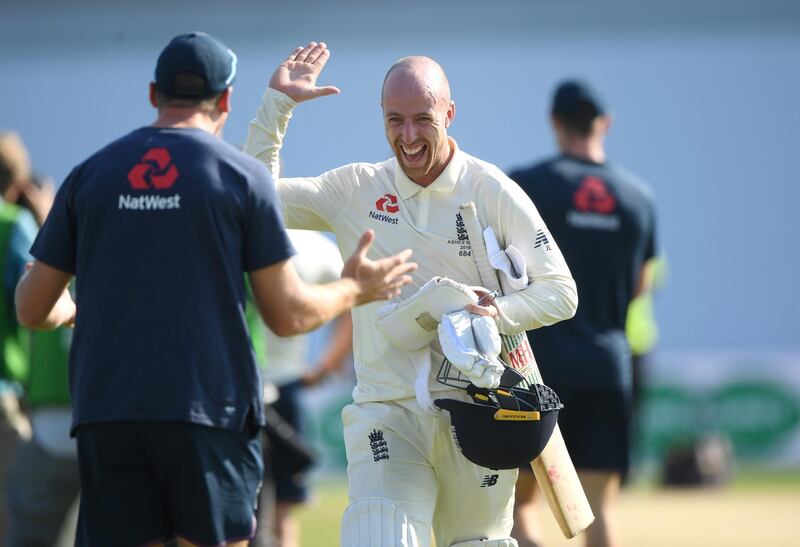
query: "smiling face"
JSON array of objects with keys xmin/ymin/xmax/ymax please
[{"xmin": 381, "ymin": 57, "xmax": 455, "ymax": 186}]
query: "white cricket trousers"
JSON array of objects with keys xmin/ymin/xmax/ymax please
[{"xmin": 342, "ymin": 392, "xmax": 517, "ymax": 547}]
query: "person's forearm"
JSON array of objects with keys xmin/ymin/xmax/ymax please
[
  {"xmin": 243, "ymin": 88, "xmax": 297, "ymax": 180},
  {"xmin": 16, "ymin": 274, "xmax": 75, "ymax": 330},
  {"xmin": 275, "ymin": 278, "xmax": 359, "ymax": 337}
]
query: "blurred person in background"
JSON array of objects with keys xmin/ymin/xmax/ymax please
[
  {"xmin": 251, "ymin": 229, "xmax": 353, "ymax": 547},
  {"xmin": 0, "ymin": 131, "xmax": 55, "ymax": 543},
  {"xmin": 625, "ymin": 254, "xmax": 667, "ymax": 477},
  {"xmin": 0, "ymin": 135, "xmax": 79, "ymax": 547},
  {"xmin": 5, "ymin": 325, "xmax": 77, "ymax": 547},
  {"xmin": 508, "ymin": 80, "xmax": 658, "ymax": 547}
]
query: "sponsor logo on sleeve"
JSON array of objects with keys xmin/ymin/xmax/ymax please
[
  {"xmin": 120, "ymin": 148, "xmax": 181, "ymax": 211},
  {"xmin": 567, "ymin": 176, "xmax": 620, "ymax": 230}
]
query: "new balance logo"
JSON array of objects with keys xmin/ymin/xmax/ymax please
[
  {"xmin": 534, "ymin": 229, "xmax": 551, "ymax": 250},
  {"xmin": 369, "ymin": 429, "xmax": 389, "ymax": 462},
  {"xmin": 481, "ymin": 474, "xmax": 499, "ymax": 487}
]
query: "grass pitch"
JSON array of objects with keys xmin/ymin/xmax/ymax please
[{"xmin": 296, "ymin": 470, "xmax": 800, "ymax": 547}]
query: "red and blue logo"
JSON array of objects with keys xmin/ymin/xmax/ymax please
[
  {"xmin": 573, "ymin": 176, "xmax": 615, "ymax": 214},
  {"xmin": 127, "ymin": 148, "xmax": 179, "ymax": 190},
  {"xmin": 375, "ymin": 193, "xmax": 399, "ymax": 214}
]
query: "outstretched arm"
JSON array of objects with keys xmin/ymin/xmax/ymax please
[
  {"xmin": 250, "ymin": 230, "xmax": 416, "ymax": 337},
  {"xmin": 244, "ymin": 42, "xmax": 340, "ymax": 185}
]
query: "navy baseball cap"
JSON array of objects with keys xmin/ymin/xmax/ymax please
[
  {"xmin": 154, "ymin": 32, "xmax": 237, "ymax": 99},
  {"xmin": 551, "ymin": 79, "xmax": 606, "ymax": 118}
]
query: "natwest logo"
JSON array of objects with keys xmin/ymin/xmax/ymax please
[
  {"xmin": 127, "ymin": 148, "xmax": 179, "ymax": 190},
  {"xmin": 375, "ymin": 193, "xmax": 399, "ymax": 214},
  {"xmin": 573, "ymin": 176, "xmax": 615, "ymax": 214}
]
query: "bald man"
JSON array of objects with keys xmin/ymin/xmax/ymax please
[{"xmin": 244, "ymin": 43, "xmax": 577, "ymax": 547}]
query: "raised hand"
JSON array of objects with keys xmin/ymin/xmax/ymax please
[
  {"xmin": 269, "ymin": 41, "xmax": 341, "ymax": 103},
  {"xmin": 342, "ymin": 230, "xmax": 418, "ymax": 304}
]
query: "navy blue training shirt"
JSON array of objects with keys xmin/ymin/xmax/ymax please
[
  {"xmin": 510, "ymin": 155, "xmax": 657, "ymax": 388},
  {"xmin": 31, "ymin": 126, "xmax": 294, "ymax": 432}
]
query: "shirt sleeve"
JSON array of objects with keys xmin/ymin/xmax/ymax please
[
  {"xmin": 30, "ymin": 170, "xmax": 78, "ymax": 274},
  {"xmin": 488, "ymin": 173, "xmax": 578, "ymax": 333},
  {"xmin": 243, "ymin": 87, "xmax": 357, "ymax": 231},
  {"xmin": 242, "ymin": 165, "xmax": 296, "ymax": 272}
]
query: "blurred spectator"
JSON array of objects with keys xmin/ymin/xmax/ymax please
[
  {"xmin": 251, "ymin": 229, "xmax": 353, "ymax": 547},
  {"xmin": 626, "ymin": 255, "xmax": 668, "ymax": 413},
  {"xmin": 507, "ymin": 80, "xmax": 659, "ymax": 547},
  {"xmin": 0, "ymin": 131, "xmax": 76, "ymax": 547},
  {"xmin": 5, "ymin": 327, "xmax": 77, "ymax": 547},
  {"xmin": 0, "ymin": 131, "xmax": 50, "ymax": 542}
]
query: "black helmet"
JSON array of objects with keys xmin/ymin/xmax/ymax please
[{"xmin": 435, "ymin": 377, "xmax": 563, "ymax": 470}]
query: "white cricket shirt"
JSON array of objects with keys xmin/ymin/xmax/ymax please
[{"xmin": 245, "ymin": 89, "xmax": 577, "ymax": 403}]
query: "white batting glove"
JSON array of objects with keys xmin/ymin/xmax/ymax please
[{"xmin": 438, "ymin": 311, "xmax": 505, "ymax": 389}]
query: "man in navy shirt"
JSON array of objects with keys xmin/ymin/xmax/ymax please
[
  {"xmin": 14, "ymin": 32, "xmax": 415, "ymax": 547},
  {"xmin": 509, "ymin": 81, "xmax": 658, "ymax": 547}
]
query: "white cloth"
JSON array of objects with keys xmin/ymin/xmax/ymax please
[
  {"xmin": 244, "ymin": 88, "xmax": 577, "ymax": 405},
  {"xmin": 438, "ymin": 311, "xmax": 504, "ymax": 389},
  {"xmin": 375, "ymin": 276, "xmax": 480, "ymax": 351},
  {"xmin": 483, "ymin": 226, "xmax": 529, "ymax": 294},
  {"xmin": 260, "ymin": 229, "xmax": 344, "ymax": 385}
]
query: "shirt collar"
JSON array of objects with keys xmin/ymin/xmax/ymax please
[{"xmin": 395, "ymin": 138, "xmax": 464, "ymax": 199}]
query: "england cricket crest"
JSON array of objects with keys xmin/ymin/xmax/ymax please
[{"xmin": 446, "ymin": 212, "xmax": 472, "ymax": 258}]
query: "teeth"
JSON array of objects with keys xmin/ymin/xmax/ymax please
[{"xmin": 403, "ymin": 144, "xmax": 424, "ymax": 155}]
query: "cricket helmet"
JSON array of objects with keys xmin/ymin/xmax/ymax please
[{"xmin": 434, "ymin": 377, "xmax": 563, "ymax": 470}]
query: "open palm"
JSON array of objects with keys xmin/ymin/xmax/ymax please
[{"xmin": 269, "ymin": 41, "xmax": 340, "ymax": 103}]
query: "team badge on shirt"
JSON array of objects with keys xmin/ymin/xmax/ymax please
[{"xmin": 447, "ymin": 212, "xmax": 472, "ymax": 257}]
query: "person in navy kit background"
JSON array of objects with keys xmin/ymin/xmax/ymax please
[
  {"xmin": 508, "ymin": 80, "xmax": 658, "ymax": 547},
  {"xmin": 13, "ymin": 32, "xmax": 415, "ymax": 547}
]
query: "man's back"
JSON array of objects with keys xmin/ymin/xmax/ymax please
[
  {"xmin": 510, "ymin": 154, "xmax": 656, "ymax": 387},
  {"xmin": 32, "ymin": 126, "xmax": 294, "ymax": 432}
]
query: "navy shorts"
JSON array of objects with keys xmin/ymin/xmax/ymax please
[
  {"xmin": 522, "ymin": 385, "xmax": 632, "ymax": 474},
  {"xmin": 266, "ymin": 379, "xmax": 309, "ymax": 503},
  {"xmin": 75, "ymin": 421, "xmax": 263, "ymax": 547}
]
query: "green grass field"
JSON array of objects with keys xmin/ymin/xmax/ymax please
[{"xmin": 295, "ymin": 470, "xmax": 800, "ymax": 547}]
